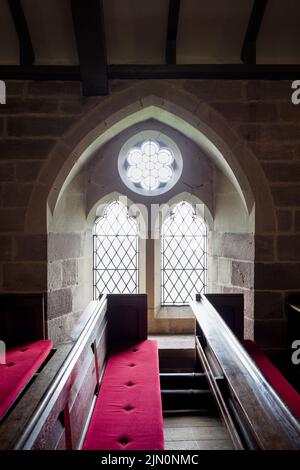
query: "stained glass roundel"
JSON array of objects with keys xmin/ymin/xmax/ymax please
[{"xmin": 118, "ymin": 135, "xmax": 182, "ymax": 196}]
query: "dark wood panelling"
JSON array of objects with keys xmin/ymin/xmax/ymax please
[
  {"xmin": 107, "ymin": 294, "xmax": 147, "ymax": 344},
  {"xmin": 204, "ymin": 293, "xmax": 244, "ymax": 341},
  {"xmin": 192, "ymin": 294, "xmax": 300, "ymax": 450},
  {"xmin": 0, "ymin": 293, "xmax": 46, "ymax": 345}
]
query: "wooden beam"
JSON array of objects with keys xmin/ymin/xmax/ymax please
[
  {"xmin": 108, "ymin": 64, "xmax": 300, "ymax": 80},
  {"xmin": 8, "ymin": 0, "xmax": 35, "ymax": 66},
  {"xmin": 166, "ymin": 0, "xmax": 181, "ymax": 64},
  {"xmin": 70, "ymin": 0, "xmax": 108, "ymax": 96},
  {"xmin": 241, "ymin": 0, "xmax": 268, "ymax": 64},
  {"xmin": 1, "ymin": 64, "xmax": 300, "ymax": 82}
]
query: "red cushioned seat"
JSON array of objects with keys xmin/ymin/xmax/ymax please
[
  {"xmin": 0, "ymin": 340, "xmax": 53, "ymax": 419},
  {"xmin": 83, "ymin": 339, "xmax": 164, "ymax": 450},
  {"xmin": 243, "ymin": 340, "xmax": 300, "ymax": 420}
]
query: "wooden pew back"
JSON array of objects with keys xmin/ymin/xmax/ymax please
[{"xmin": 192, "ymin": 294, "xmax": 300, "ymax": 450}]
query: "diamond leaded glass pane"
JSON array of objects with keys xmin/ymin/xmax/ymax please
[
  {"xmin": 93, "ymin": 201, "xmax": 139, "ymax": 299},
  {"xmin": 161, "ymin": 201, "xmax": 207, "ymax": 305}
]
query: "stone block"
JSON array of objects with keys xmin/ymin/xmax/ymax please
[
  {"xmin": 48, "ymin": 233, "xmax": 82, "ymax": 261},
  {"xmin": 238, "ymin": 124, "xmax": 264, "ymax": 141},
  {"xmin": 212, "ymin": 233, "xmax": 254, "ymax": 261},
  {"xmin": 0, "ymin": 235, "xmax": 12, "ymax": 260},
  {"xmin": 15, "ymin": 161, "xmax": 43, "ymax": 181},
  {"xmin": 272, "ymin": 185, "xmax": 300, "ymax": 206},
  {"xmin": 248, "ymin": 142, "xmax": 294, "ymax": 161},
  {"xmin": 27, "ymin": 81, "xmax": 64, "ymax": 96},
  {"xmin": 277, "ymin": 235, "xmax": 300, "ymax": 261},
  {"xmin": 47, "ymin": 288, "xmax": 73, "ymax": 320},
  {"xmin": 255, "ymin": 262, "xmax": 300, "ymax": 289},
  {"xmin": 3, "ymin": 262, "xmax": 46, "ymax": 291},
  {"xmin": 245, "ymin": 81, "xmax": 290, "ymax": 101},
  {"xmin": 0, "ymin": 162, "xmax": 15, "ymax": 181},
  {"xmin": 276, "ymin": 209, "xmax": 293, "ymax": 232},
  {"xmin": 185, "ymin": 80, "xmax": 244, "ymax": 101},
  {"xmin": 6, "ymin": 81, "xmax": 25, "ymax": 96},
  {"xmin": 14, "ymin": 234, "xmax": 46, "ymax": 261},
  {"xmin": 60, "ymin": 99, "xmax": 83, "ymax": 115},
  {"xmin": 1, "ymin": 183, "xmax": 33, "ymax": 207},
  {"xmin": 280, "ymin": 102, "xmax": 300, "ymax": 121},
  {"xmin": 262, "ymin": 162, "xmax": 300, "ymax": 182},
  {"xmin": 211, "ymin": 102, "xmax": 277, "ymax": 122},
  {"xmin": 264, "ymin": 124, "xmax": 300, "ymax": 141},
  {"xmin": 62, "ymin": 259, "xmax": 78, "ymax": 287},
  {"xmin": 0, "ymin": 139, "xmax": 55, "ymax": 160},
  {"xmin": 244, "ymin": 317, "xmax": 254, "ymax": 340},
  {"xmin": 218, "ymin": 258, "xmax": 231, "ymax": 284},
  {"xmin": 231, "ymin": 261, "xmax": 254, "ymax": 289},
  {"xmin": 7, "ymin": 117, "xmax": 75, "ymax": 137},
  {"xmin": 48, "ymin": 261, "xmax": 62, "ymax": 291},
  {"xmin": 255, "ymin": 235, "xmax": 275, "ymax": 261},
  {"xmin": 0, "ymin": 208, "xmax": 25, "ymax": 232},
  {"xmin": 0, "ymin": 98, "xmax": 59, "ymax": 114},
  {"xmin": 62, "ymin": 82, "xmax": 82, "ymax": 97},
  {"xmin": 254, "ymin": 292, "xmax": 284, "ymax": 319}
]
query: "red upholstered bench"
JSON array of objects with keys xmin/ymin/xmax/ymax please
[
  {"xmin": 83, "ymin": 339, "xmax": 164, "ymax": 450},
  {"xmin": 0, "ymin": 340, "xmax": 53, "ymax": 419},
  {"xmin": 243, "ymin": 340, "xmax": 300, "ymax": 420}
]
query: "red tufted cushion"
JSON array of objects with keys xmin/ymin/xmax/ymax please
[
  {"xmin": 0, "ymin": 340, "xmax": 53, "ymax": 419},
  {"xmin": 83, "ymin": 339, "xmax": 164, "ymax": 450},
  {"xmin": 243, "ymin": 340, "xmax": 300, "ymax": 420}
]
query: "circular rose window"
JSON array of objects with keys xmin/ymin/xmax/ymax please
[{"xmin": 118, "ymin": 133, "xmax": 182, "ymax": 196}]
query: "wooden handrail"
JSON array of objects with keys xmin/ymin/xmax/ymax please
[{"xmin": 191, "ymin": 295, "xmax": 300, "ymax": 450}]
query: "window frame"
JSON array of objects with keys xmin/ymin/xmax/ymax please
[
  {"xmin": 160, "ymin": 200, "xmax": 208, "ymax": 307},
  {"xmin": 93, "ymin": 200, "xmax": 140, "ymax": 299}
]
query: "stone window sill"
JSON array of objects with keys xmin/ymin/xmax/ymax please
[{"xmin": 156, "ymin": 305, "xmax": 195, "ymax": 319}]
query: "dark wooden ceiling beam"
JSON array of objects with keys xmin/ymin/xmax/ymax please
[
  {"xmin": 241, "ymin": 0, "xmax": 268, "ymax": 64},
  {"xmin": 70, "ymin": 0, "xmax": 108, "ymax": 96},
  {"xmin": 8, "ymin": 0, "xmax": 35, "ymax": 66},
  {"xmin": 166, "ymin": 0, "xmax": 181, "ymax": 64},
  {"xmin": 1, "ymin": 64, "xmax": 300, "ymax": 81}
]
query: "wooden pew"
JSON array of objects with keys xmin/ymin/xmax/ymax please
[
  {"xmin": 0, "ymin": 293, "xmax": 54, "ymax": 421},
  {"xmin": 191, "ymin": 294, "xmax": 300, "ymax": 450},
  {"xmin": 0, "ymin": 294, "xmax": 152, "ymax": 450},
  {"xmin": 0, "ymin": 293, "xmax": 47, "ymax": 345}
]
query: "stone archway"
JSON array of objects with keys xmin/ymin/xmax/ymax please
[
  {"xmin": 25, "ymin": 82, "xmax": 275, "ymax": 235},
  {"xmin": 23, "ymin": 81, "xmax": 276, "ymax": 343}
]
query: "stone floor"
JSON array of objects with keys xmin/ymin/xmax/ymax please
[
  {"xmin": 163, "ymin": 414, "xmax": 234, "ymax": 450},
  {"xmin": 149, "ymin": 334, "xmax": 195, "ymax": 349}
]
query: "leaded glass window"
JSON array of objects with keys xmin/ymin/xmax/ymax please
[
  {"xmin": 93, "ymin": 201, "xmax": 139, "ymax": 299},
  {"xmin": 126, "ymin": 140, "xmax": 174, "ymax": 191},
  {"xmin": 161, "ymin": 201, "xmax": 207, "ymax": 305},
  {"xmin": 118, "ymin": 133, "xmax": 183, "ymax": 197}
]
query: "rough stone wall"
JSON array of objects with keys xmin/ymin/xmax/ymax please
[
  {"xmin": 208, "ymin": 169, "xmax": 255, "ymax": 340},
  {"xmin": 0, "ymin": 79, "xmax": 299, "ymax": 355}
]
